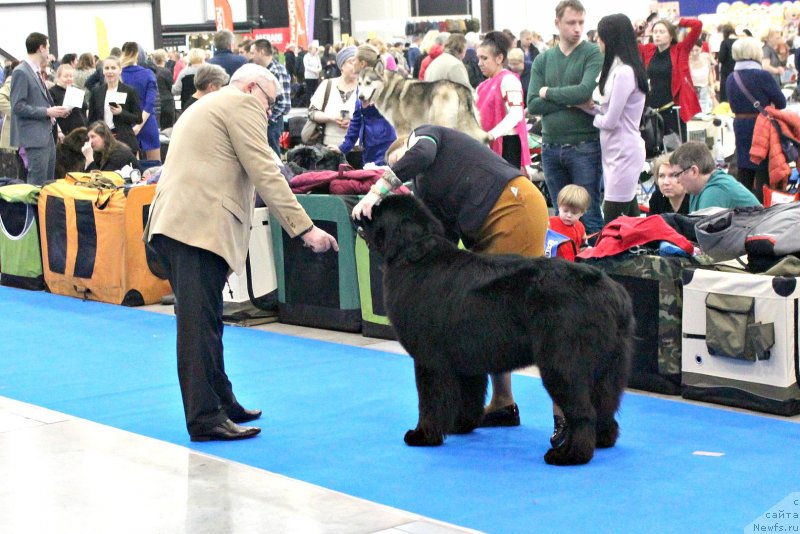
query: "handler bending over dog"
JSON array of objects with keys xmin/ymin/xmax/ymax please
[{"xmin": 352, "ymin": 125, "xmax": 570, "ymax": 444}]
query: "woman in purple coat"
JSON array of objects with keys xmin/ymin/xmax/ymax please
[
  {"xmin": 120, "ymin": 42, "xmax": 161, "ymax": 162},
  {"xmin": 578, "ymin": 14, "xmax": 648, "ymax": 224}
]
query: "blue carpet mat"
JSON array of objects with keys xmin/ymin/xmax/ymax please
[{"xmin": 2, "ymin": 286, "xmax": 800, "ymax": 533}]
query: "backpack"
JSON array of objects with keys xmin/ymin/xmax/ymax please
[
  {"xmin": 693, "ymin": 202, "xmax": 800, "ymax": 262},
  {"xmin": 640, "ymin": 107, "xmax": 664, "ymax": 158}
]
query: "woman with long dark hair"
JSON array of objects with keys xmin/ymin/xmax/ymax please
[{"xmin": 578, "ymin": 13, "xmax": 647, "ymax": 223}]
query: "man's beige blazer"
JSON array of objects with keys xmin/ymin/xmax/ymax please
[{"xmin": 145, "ymin": 85, "xmax": 312, "ymax": 275}]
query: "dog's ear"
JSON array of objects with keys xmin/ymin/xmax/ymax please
[{"xmin": 374, "ymin": 60, "xmax": 385, "ymax": 77}]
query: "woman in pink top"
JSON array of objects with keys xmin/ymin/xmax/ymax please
[
  {"xmin": 476, "ymin": 31, "xmax": 530, "ymax": 170},
  {"xmin": 578, "ymin": 14, "xmax": 647, "ymax": 224}
]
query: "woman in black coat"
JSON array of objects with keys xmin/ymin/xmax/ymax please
[
  {"xmin": 87, "ymin": 55, "xmax": 143, "ymax": 155},
  {"xmin": 49, "ymin": 64, "xmax": 87, "ymax": 136}
]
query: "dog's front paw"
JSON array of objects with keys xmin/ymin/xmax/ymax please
[{"xmin": 404, "ymin": 428, "xmax": 444, "ymax": 446}]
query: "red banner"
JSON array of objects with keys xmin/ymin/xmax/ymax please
[
  {"xmin": 253, "ymin": 28, "xmax": 292, "ymax": 52},
  {"xmin": 214, "ymin": 0, "xmax": 233, "ymax": 32},
  {"xmin": 287, "ymin": 0, "xmax": 308, "ymax": 49}
]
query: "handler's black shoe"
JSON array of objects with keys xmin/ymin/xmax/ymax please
[
  {"xmin": 550, "ymin": 415, "xmax": 568, "ymax": 448},
  {"xmin": 478, "ymin": 403, "xmax": 520, "ymax": 428},
  {"xmin": 190, "ymin": 419, "xmax": 261, "ymax": 442},
  {"xmin": 228, "ymin": 406, "xmax": 262, "ymax": 424}
]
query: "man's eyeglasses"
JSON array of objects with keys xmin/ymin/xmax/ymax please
[
  {"xmin": 665, "ymin": 166, "xmax": 693, "ymax": 180},
  {"xmin": 252, "ymin": 83, "xmax": 276, "ymax": 111}
]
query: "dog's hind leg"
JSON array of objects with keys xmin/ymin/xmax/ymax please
[
  {"xmin": 404, "ymin": 361, "xmax": 458, "ymax": 446},
  {"xmin": 540, "ymin": 370, "xmax": 596, "ymax": 466},
  {"xmin": 450, "ymin": 373, "xmax": 488, "ymax": 435}
]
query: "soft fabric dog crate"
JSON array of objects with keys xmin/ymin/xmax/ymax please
[
  {"xmin": 681, "ymin": 268, "xmax": 800, "ymax": 415},
  {"xmin": 222, "ymin": 207, "xmax": 278, "ymax": 323},
  {"xmin": 355, "ymin": 234, "xmax": 395, "ymax": 339},
  {"xmin": 270, "ymin": 194, "xmax": 361, "ymax": 332},
  {"xmin": 584, "ymin": 254, "xmax": 710, "ymax": 394},
  {"xmin": 0, "ymin": 183, "xmax": 44, "ymax": 290},
  {"xmin": 38, "ymin": 181, "xmax": 171, "ymax": 306}
]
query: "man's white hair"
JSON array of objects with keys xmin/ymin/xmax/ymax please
[{"xmin": 230, "ymin": 63, "xmax": 279, "ymax": 92}]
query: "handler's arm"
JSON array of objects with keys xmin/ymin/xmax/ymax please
[{"xmin": 390, "ymin": 134, "xmax": 438, "ymax": 181}]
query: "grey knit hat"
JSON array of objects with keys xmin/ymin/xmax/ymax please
[{"xmin": 336, "ymin": 45, "xmax": 357, "ymax": 70}]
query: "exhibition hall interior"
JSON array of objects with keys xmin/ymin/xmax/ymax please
[{"xmin": 1, "ymin": 0, "xmax": 800, "ymax": 532}]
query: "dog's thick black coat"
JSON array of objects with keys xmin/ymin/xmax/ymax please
[{"xmin": 358, "ymin": 195, "xmax": 634, "ymax": 465}]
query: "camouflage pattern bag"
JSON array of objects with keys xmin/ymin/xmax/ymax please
[{"xmin": 583, "ymin": 253, "xmax": 713, "ymax": 394}]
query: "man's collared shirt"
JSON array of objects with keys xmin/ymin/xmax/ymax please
[{"xmin": 267, "ymin": 59, "xmax": 292, "ymax": 122}]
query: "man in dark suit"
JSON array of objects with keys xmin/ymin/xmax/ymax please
[
  {"xmin": 10, "ymin": 32, "xmax": 70, "ymax": 185},
  {"xmin": 145, "ymin": 64, "xmax": 338, "ymax": 442}
]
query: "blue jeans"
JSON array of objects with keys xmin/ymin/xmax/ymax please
[
  {"xmin": 267, "ymin": 115, "xmax": 284, "ymax": 157},
  {"xmin": 541, "ymin": 139, "xmax": 604, "ymax": 235}
]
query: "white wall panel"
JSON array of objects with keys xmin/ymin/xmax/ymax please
[
  {"xmin": 162, "ymin": 0, "xmax": 208, "ymax": 24},
  {"xmin": 349, "ymin": 0, "xmax": 410, "ymax": 40},
  {"xmin": 203, "ymin": 0, "xmax": 249, "ymax": 23},
  {"xmin": 56, "ymin": 3, "xmax": 154, "ymax": 56},
  {"xmin": 0, "ymin": 5, "xmax": 48, "ymax": 59}
]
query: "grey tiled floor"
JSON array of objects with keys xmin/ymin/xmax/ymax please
[{"xmin": 1, "ymin": 301, "xmax": 797, "ymax": 534}]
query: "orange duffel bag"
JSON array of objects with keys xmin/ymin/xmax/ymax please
[{"xmin": 38, "ymin": 179, "xmax": 171, "ymax": 305}]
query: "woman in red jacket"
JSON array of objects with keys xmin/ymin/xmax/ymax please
[{"xmin": 639, "ymin": 18, "xmax": 702, "ymax": 144}]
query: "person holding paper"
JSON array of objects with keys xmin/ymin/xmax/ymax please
[
  {"xmin": 88, "ymin": 55, "xmax": 142, "ymax": 156},
  {"xmin": 9, "ymin": 32, "xmax": 71, "ymax": 185},
  {"xmin": 49, "ymin": 64, "xmax": 86, "ymax": 136}
]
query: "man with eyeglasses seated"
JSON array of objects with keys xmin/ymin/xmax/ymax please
[
  {"xmin": 668, "ymin": 141, "xmax": 761, "ymax": 213},
  {"xmin": 145, "ymin": 63, "xmax": 338, "ymax": 443}
]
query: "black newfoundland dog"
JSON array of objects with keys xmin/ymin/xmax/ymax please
[{"xmin": 357, "ymin": 195, "xmax": 634, "ymax": 465}]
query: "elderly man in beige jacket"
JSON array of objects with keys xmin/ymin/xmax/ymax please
[{"xmin": 145, "ymin": 64, "xmax": 337, "ymax": 442}]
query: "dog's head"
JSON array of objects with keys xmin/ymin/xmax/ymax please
[
  {"xmin": 356, "ymin": 194, "xmax": 446, "ymax": 263},
  {"xmin": 62, "ymin": 127, "xmax": 88, "ymax": 154},
  {"xmin": 357, "ymin": 62, "xmax": 385, "ymax": 107}
]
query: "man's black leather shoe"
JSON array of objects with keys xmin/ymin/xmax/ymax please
[
  {"xmin": 227, "ymin": 406, "xmax": 262, "ymax": 424},
  {"xmin": 190, "ymin": 419, "xmax": 261, "ymax": 442}
]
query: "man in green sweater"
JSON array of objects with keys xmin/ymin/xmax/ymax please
[
  {"xmin": 527, "ymin": 0, "xmax": 604, "ymax": 235},
  {"xmin": 669, "ymin": 141, "xmax": 761, "ymax": 212}
]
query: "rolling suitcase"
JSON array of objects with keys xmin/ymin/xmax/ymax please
[{"xmin": 681, "ymin": 268, "xmax": 800, "ymax": 415}]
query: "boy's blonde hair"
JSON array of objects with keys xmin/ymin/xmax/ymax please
[{"xmin": 557, "ymin": 184, "xmax": 591, "ymax": 212}]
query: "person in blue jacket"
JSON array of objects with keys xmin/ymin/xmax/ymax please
[
  {"xmin": 329, "ymin": 44, "xmax": 396, "ymax": 166},
  {"xmin": 120, "ymin": 42, "xmax": 161, "ymax": 162}
]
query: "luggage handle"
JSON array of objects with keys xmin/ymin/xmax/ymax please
[{"xmin": 95, "ymin": 189, "xmax": 114, "ymax": 210}]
